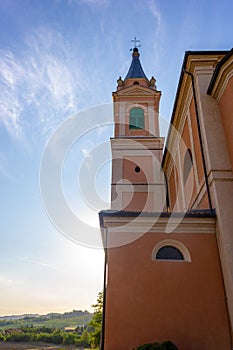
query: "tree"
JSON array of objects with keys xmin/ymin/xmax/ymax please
[{"xmin": 88, "ymin": 292, "xmax": 103, "ymax": 349}]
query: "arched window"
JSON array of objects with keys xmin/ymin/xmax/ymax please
[
  {"xmin": 152, "ymin": 239, "xmax": 191, "ymax": 262},
  {"xmin": 129, "ymin": 107, "xmax": 145, "ymax": 129},
  {"xmin": 156, "ymin": 246, "xmax": 184, "ymax": 260},
  {"xmin": 183, "ymin": 149, "xmax": 193, "ymax": 184}
]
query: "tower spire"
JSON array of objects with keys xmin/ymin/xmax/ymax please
[{"xmin": 125, "ymin": 37, "xmax": 148, "ymax": 80}]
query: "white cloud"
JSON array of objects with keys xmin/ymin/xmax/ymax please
[
  {"xmin": 0, "ymin": 276, "xmax": 14, "ymax": 286},
  {"xmin": 147, "ymin": 1, "xmax": 162, "ymax": 37},
  {"xmin": 81, "ymin": 148, "xmax": 93, "ymax": 171},
  {"xmin": 0, "ymin": 27, "xmax": 84, "ymax": 143}
]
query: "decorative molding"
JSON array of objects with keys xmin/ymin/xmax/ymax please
[
  {"xmin": 209, "ymin": 169, "xmax": 233, "ymax": 184},
  {"xmin": 101, "ymin": 214, "xmax": 216, "ymax": 234},
  {"xmin": 209, "ymin": 55, "xmax": 233, "ymax": 101},
  {"xmin": 111, "ymin": 138, "xmax": 164, "ymax": 150}
]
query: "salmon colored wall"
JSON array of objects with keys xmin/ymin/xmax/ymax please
[
  {"xmin": 184, "ymin": 168, "xmax": 196, "ymax": 208},
  {"xmin": 166, "ymin": 97, "xmax": 209, "ymax": 211},
  {"xmin": 189, "ymin": 99, "xmax": 204, "ymax": 185},
  {"xmin": 181, "ymin": 118, "xmax": 196, "ymax": 208},
  {"xmin": 218, "ymin": 76, "xmax": 233, "ymax": 171},
  {"xmin": 104, "ymin": 231, "xmax": 231, "ymax": 350},
  {"xmin": 123, "ymin": 157, "xmax": 152, "ymax": 183},
  {"xmin": 127, "ymin": 128, "xmax": 150, "ymax": 137},
  {"xmin": 181, "ymin": 118, "xmax": 191, "ymax": 150},
  {"xmin": 168, "ymin": 167, "xmax": 177, "ymax": 210},
  {"xmin": 113, "ymin": 83, "xmax": 160, "ymax": 138},
  {"xmin": 123, "ymin": 78, "xmax": 151, "ymax": 89},
  {"xmin": 196, "ymin": 192, "xmax": 209, "ymax": 209},
  {"xmin": 122, "ymin": 191, "xmax": 153, "ymax": 211}
]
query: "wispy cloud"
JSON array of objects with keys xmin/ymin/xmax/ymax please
[
  {"xmin": 147, "ymin": 1, "xmax": 162, "ymax": 37},
  {"xmin": 0, "ymin": 27, "xmax": 84, "ymax": 143},
  {"xmin": 81, "ymin": 148, "xmax": 93, "ymax": 171},
  {"xmin": 20, "ymin": 256, "xmax": 60, "ymax": 272},
  {"xmin": 69, "ymin": 0, "xmax": 109, "ymax": 6},
  {"xmin": 0, "ymin": 152, "xmax": 15, "ymax": 181},
  {"xmin": 0, "ymin": 275, "xmax": 14, "ymax": 286}
]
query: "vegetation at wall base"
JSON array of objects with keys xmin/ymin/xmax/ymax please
[{"xmin": 134, "ymin": 340, "xmax": 179, "ymax": 350}]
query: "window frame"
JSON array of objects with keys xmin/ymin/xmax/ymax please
[
  {"xmin": 152, "ymin": 239, "xmax": 191, "ymax": 262},
  {"xmin": 129, "ymin": 107, "xmax": 145, "ymax": 130}
]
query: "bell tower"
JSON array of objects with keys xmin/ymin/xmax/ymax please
[{"xmin": 111, "ymin": 46, "xmax": 166, "ymax": 212}]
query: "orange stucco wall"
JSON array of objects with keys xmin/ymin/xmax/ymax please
[
  {"xmin": 123, "ymin": 157, "xmax": 151, "ymax": 183},
  {"xmin": 181, "ymin": 117, "xmax": 197, "ymax": 208},
  {"xmin": 189, "ymin": 98, "xmax": 204, "ymax": 185},
  {"xmin": 122, "ymin": 191, "xmax": 152, "ymax": 211},
  {"xmin": 166, "ymin": 97, "xmax": 209, "ymax": 211},
  {"xmin": 168, "ymin": 167, "xmax": 177, "ymax": 211},
  {"xmin": 104, "ymin": 229, "xmax": 230, "ymax": 350},
  {"xmin": 218, "ymin": 76, "xmax": 233, "ymax": 172}
]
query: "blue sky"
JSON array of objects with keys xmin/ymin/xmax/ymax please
[{"xmin": 0, "ymin": 0, "xmax": 232, "ymax": 315}]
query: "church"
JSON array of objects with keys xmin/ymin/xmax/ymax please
[{"xmin": 99, "ymin": 44, "xmax": 233, "ymax": 350}]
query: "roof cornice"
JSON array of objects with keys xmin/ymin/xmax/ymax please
[
  {"xmin": 162, "ymin": 50, "xmax": 228, "ymax": 169},
  {"xmin": 207, "ymin": 48, "xmax": 233, "ymax": 97}
]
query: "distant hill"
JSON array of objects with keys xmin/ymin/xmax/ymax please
[
  {"xmin": 0, "ymin": 310, "xmax": 92, "ymax": 330},
  {"xmin": 0, "ymin": 314, "xmax": 39, "ymax": 321}
]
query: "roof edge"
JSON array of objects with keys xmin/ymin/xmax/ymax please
[
  {"xmin": 161, "ymin": 50, "xmax": 229, "ymax": 168},
  {"xmin": 99, "ymin": 208, "xmax": 216, "ymax": 226},
  {"xmin": 207, "ymin": 48, "xmax": 233, "ymax": 95}
]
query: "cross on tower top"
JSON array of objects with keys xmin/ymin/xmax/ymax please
[{"xmin": 131, "ymin": 36, "xmax": 141, "ymax": 49}]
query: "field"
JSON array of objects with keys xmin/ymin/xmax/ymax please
[
  {"xmin": 0, "ymin": 311, "xmax": 94, "ymax": 349},
  {"xmin": 0, "ymin": 312, "xmax": 92, "ymax": 330}
]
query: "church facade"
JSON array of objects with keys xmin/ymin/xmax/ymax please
[{"xmin": 99, "ymin": 47, "xmax": 233, "ymax": 350}]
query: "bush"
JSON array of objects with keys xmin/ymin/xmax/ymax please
[
  {"xmin": 134, "ymin": 340, "xmax": 179, "ymax": 350},
  {"xmin": 0, "ymin": 334, "xmax": 5, "ymax": 342},
  {"xmin": 75, "ymin": 330, "xmax": 91, "ymax": 348},
  {"xmin": 161, "ymin": 340, "xmax": 179, "ymax": 350},
  {"xmin": 62, "ymin": 333, "xmax": 76, "ymax": 345},
  {"xmin": 76, "ymin": 338, "xmax": 90, "ymax": 348},
  {"xmin": 5, "ymin": 332, "xmax": 33, "ymax": 342},
  {"xmin": 51, "ymin": 330, "xmax": 64, "ymax": 344},
  {"xmin": 35, "ymin": 332, "xmax": 53, "ymax": 343}
]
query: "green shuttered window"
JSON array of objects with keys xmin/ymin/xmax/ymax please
[{"xmin": 129, "ymin": 107, "xmax": 145, "ymax": 129}]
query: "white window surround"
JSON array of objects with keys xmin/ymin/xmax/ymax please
[{"xmin": 152, "ymin": 239, "xmax": 191, "ymax": 262}]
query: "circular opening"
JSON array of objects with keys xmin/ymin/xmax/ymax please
[{"xmin": 135, "ymin": 166, "xmax": 141, "ymax": 173}]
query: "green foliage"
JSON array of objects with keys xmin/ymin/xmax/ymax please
[
  {"xmin": 88, "ymin": 292, "xmax": 103, "ymax": 349},
  {"xmin": 62, "ymin": 332, "xmax": 77, "ymax": 345},
  {"xmin": 134, "ymin": 340, "xmax": 179, "ymax": 350},
  {"xmin": 0, "ymin": 333, "xmax": 6, "ymax": 342},
  {"xmin": 51, "ymin": 330, "xmax": 65, "ymax": 344},
  {"xmin": 5, "ymin": 331, "xmax": 33, "ymax": 342},
  {"xmin": 78, "ymin": 329, "xmax": 91, "ymax": 347}
]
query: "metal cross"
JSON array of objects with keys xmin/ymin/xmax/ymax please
[{"xmin": 131, "ymin": 37, "xmax": 141, "ymax": 48}]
